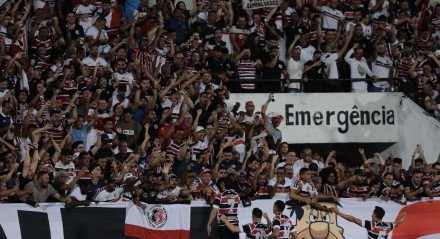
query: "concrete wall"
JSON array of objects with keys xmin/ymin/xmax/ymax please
[{"xmin": 387, "ymin": 95, "xmax": 440, "ymax": 169}]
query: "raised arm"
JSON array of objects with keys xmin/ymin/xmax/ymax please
[{"xmin": 334, "ymin": 207, "xmax": 362, "ymax": 226}]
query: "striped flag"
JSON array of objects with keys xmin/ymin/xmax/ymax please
[{"xmin": 125, "ymin": 202, "xmax": 190, "ymax": 239}]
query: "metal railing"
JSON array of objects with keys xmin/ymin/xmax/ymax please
[{"xmin": 227, "ymin": 78, "xmax": 397, "ymax": 93}]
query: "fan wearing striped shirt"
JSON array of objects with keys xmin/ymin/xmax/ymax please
[
  {"xmin": 233, "ymin": 48, "xmax": 263, "ymax": 90},
  {"xmin": 219, "ymin": 207, "xmax": 272, "ymax": 239},
  {"xmin": 333, "ymin": 206, "xmax": 407, "ymax": 239},
  {"xmin": 271, "ymin": 200, "xmax": 297, "ymax": 239},
  {"xmin": 207, "ymin": 176, "xmax": 240, "ymax": 239}
]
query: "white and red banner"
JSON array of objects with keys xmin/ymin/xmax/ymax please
[
  {"xmin": 124, "ymin": 202, "xmax": 191, "ymax": 239},
  {"xmin": 0, "ymin": 199, "xmax": 439, "ymax": 239},
  {"xmin": 242, "ymin": 0, "xmax": 281, "ymax": 10}
]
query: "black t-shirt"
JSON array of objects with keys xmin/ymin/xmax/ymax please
[
  {"xmin": 61, "ymin": 23, "xmax": 85, "ymax": 40},
  {"xmin": 262, "ymin": 60, "xmax": 286, "ymax": 80},
  {"xmin": 303, "ymin": 61, "xmax": 327, "ymax": 92},
  {"xmin": 0, "ymin": 112, "xmax": 12, "ymax": 129},
  {"xmin": 201, "ymin": 19, "xmax": 227, "ymax": 43},
  {"xmin": 403, "ymin": 179, "xmax": 428, "ymax": 198}
]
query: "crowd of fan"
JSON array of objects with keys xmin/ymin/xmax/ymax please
[{"xmin": 0, "ymin": 0, "xmax": 440, "ymax": 207}]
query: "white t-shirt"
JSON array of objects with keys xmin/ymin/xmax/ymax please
[
  {"xmin": 74, "ymin": 4, "xmax": 97, "ymax": 31},
  {"xmin": 93, "ymin": 186, "xmax": 124, "ymax": 202},
  {"xmin": 292, "ymin": 159, "xmax": 323, "ymax": 179},
  {"xmin": 298, "ymin": 45, "xmax": 315, "ymax": 64},
  {"xmin": 85, "ymin": 26, "xmax": 109, "ymax": 44},
  {"xmin": 369, "ymin": 0, "xmax": 390, "ymax": 20},
  {"xmin": 372, "ymin": 55, "xmax": 392, "ymax": 87},
  {"xmin": 344, "ymin": 48, "xmax": 374, "ymax": 90},
  {"xmin": 82, "ymin": 56, "xmax": 107, "ymax": 68},
  {"xmin": 321, "ymin": 6, "xmax": 344, "ymax": 30},
  {"xmin": 69, "ymin": 185, "xmax": 88, "ymax": 201},
  {"xmin": 268, "ymin": 177, "xmax": 292, "ymax": 199},
  {"xmin": 322, "ymin": 53, "xmax": 339, "ymax": 79},
  {"xmin": 286, "ymin": 58, "xmax": 304, "ymax": 90}
]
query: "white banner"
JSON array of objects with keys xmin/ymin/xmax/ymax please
[
  {"xmin": 242, "ymin": 0, "xmax": 281, "ymax": 9},
  {"xmin": 229, "ymin": 93, "xmax": 400, "ymax": 143},
  {"xmin": 0, "ymin": 202, "xmax": 125, "ymax": 239},
  {"xmin": 1, "ymin": 199, "xmax": 440, "ymax": 239},
  {"xmin": 125, "ymin": 203, "xmax": 191, "ymax": 239},
  {"xmin": 236, "ymin": 198, "xmax": 440, "ymax": 239}
]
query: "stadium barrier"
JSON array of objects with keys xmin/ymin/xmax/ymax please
[{"xmin": 0, "ymin": 198, "xmax": 439, "ymax": 239}]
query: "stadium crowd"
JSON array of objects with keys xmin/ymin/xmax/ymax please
[{"xmin": 0, "ymin": 0, "xmax": 439, "ymax": 231}]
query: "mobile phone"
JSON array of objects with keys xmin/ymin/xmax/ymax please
[{"xmin": 269, "ymin": 93, "xmax": 275, "ymax": 102}]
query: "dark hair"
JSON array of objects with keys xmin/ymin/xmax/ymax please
[
  {"xmin": 393, "ymin": 158, "xmax": 402, "ymax": 164},
  {"xmin": 309, "ymin": 163, "xmax": 318, "ymax": 171},
  {"xmin": 414, "ymin": 158, "xmax": 424, "ymax": 164},
  {"xmin": 252, "ymin": 208, "xmax": 263, "ymax": 218},
  {"xmin": 89, "ymin": 162, "xmax": 100, "ymax": 172},
  {"xmin": 412, "ymin": 169, "xmax": 423, "ymax": 175},
  {"xmin": 50, "ymin": 109, "xmax": 61, "ymax": 116},
  {"xmin": 320, "ymin": 167, "xmax": 338, "ymax": 185},
  {"xmin": 383, "ymin": 172, "xmax": 394, "ymax": 179},
  {"xmin": 217, "ymin": 176, "xmax": 233, "ymax": 190},
  {"xmin": 72, "ymin": 141, "xmax": 84, "ymax": 149},
  {"xmin": 37, "ymin": 171, "xmax": 48, "ymax": 179},
  {"xmin": 61, "ymin": 148, "xmax": 73, "ymax": 156},
  {"xmin": 274, "ymin": 200, "xmax": 285, "ymax": 212},
  {"xmin": 299, "ymin": 167, "xmax": 310, "ymax": 176},
  {"xmin": 374, "ymin": 206, "xmax": 385, "ymax": 220},
  {"xmin": 223, "ymin": 146, "xmax": 233, "ymax": 153}
]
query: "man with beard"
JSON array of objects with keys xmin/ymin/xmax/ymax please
[
  {"xmin": 339, "ymin": 168, "xmax": 370, "ymax": 198},
  {"xmin": 251, "ymin": 173, "xmax": 271, "ymax": 200},
  {"xmin": 157, "ymin": 174, "xmax": 181, "ymax": 203},
  {"xmin": 22, "ymin": 171, "xmax": 72, "ymax": 206},
  {"xmin": 112, "ymin": 59, "xmax": 134, "ymax": 97},
  {"xmin": 82, "ymin": 45, "xmax": 108, "ymax": 68},
  {"xmin": 116, "ymin": 108, "xmax": 141, "ymax": 149}
]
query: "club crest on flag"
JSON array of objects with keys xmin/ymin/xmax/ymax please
[{"xmin": 147, "ymin": 205, "xmax": 168, "ymax": 229}]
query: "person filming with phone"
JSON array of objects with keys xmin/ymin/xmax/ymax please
[{"xmin": 261, "ymin": 94, "xmax": 283, "ymax": 148}]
